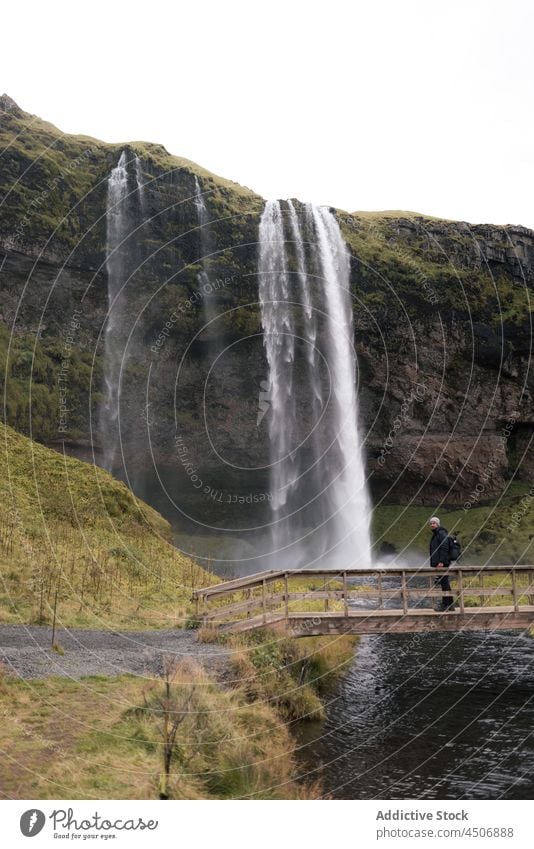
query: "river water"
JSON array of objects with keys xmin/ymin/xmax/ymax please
[{"xmin": 297, "ymin": 630, "xmax": 534, "ymax": 799}]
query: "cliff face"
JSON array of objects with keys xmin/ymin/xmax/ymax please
[
  {"xmin": 1, "ymin": 95, "xmax": 533, "ymax": 531},
  {"xmin": 339, "ymin": 213, "xmax": 534, "ymax": 506}
]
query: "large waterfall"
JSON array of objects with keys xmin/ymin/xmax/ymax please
[
  {"xmin": 258, "ymin": 200, "xmax": 372, "ymax": 569},
  {"xmin": 100, "ymin": 149, "xmax": 145, "ymax": 472}
]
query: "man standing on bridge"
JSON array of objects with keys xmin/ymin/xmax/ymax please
[{"xmin": 429, "ymin": 517, "xmax": 455, "ymax": 611}]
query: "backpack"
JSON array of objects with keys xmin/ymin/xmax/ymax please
[{"xmin": 448, "ymin": 533, "xmax": 461, "ymax": 562}]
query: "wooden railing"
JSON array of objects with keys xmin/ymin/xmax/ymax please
[{"xmin": 192, "ymin": 566, "xmax": 534, "ymax": 634}]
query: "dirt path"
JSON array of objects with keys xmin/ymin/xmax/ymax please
[{"xmin": 0, "ymin": 624, "xmax": 231, "ymax": 680}]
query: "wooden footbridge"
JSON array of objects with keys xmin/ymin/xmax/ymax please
[{"xmin": 193, "ymin": 566, "xmax": 534, "ymax": 636}]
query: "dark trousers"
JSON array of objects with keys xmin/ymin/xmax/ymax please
[{"xmin": 432, "ymin": 566, "xmax": 454, "ymax": 607}]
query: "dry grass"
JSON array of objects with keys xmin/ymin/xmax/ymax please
[
  {"xmin": 201, "ymin": 628, "xmax": 358, "ymax": 723},
  {"xmin": 0, "ymin": 660, "xmax": 322, "ymax": 800}
]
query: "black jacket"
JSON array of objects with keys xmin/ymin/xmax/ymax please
[{"xmin": 430, "ymin": 526, "xmax": 450, "ymax": 567}]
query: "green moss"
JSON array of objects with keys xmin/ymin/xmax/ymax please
[{"xmin": 0, "ymin": 323, "xmax": 101, "ymax": 441}]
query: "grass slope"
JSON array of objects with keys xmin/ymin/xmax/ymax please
[{"xmin": 0, "ymin": 422, "xmax": 212, "ymax": 629}]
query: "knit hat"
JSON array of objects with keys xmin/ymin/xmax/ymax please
[{"xmin": 429, "ymin": 516, "xmax": 440, "ymax": 526}]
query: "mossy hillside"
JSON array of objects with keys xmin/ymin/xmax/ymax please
[
  {"xmin": 0, "ymin": 103, "xmax": 108, "ymax": 256},
  {"xmin": 0, "ymin": 667, "xmax": 319, "ymax": 800},
  {"xmin": 0, "ymin": 422, "xmax": 213, "ymax": 628},
  {"xmin": 2, "ymin": 94, "xmax": 531, "ymax": 341},
  {"xmin": 0, "ymin": 95, "xmax": 263, "ymax": 263},
  {"xmin": 10, "ymin": 94, "xmax": 529, "ymax": 371},
  {"xmin": 338, "ymin": 212, "xmax": 533, "ymax": 328},
  {"xmin": 0, "ymin": 95, "xmax": 264, "ymax": 383}
]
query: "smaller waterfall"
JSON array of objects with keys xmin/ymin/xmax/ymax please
[
  {"xmin": 135, "ymin": 154, "xmax": 146, "ymax": 217},
  {"xmin": 101, "ymin": 151, "xmax": 129, "ymax": 471},
  {"xmin": 193, "ymin": 177, "xmax": 217, "ymax": 335},
  {"xmin": 194, "ymin": 175, "xmax": 209, "ymax": 229}
]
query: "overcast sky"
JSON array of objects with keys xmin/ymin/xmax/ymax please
[{"xmin": 3, "ymin": 0, "xmax": 533, "ymax": 227}]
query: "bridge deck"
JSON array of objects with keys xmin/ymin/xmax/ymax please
[
  {"xmin": 223, "ymin": 606, "xmax": 534, "ymax": 636},
  {"xmin": 193, "ymin": 566, "xmax": 534, "ymax": 636}
]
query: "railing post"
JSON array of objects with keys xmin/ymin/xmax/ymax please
[
  {"xmin": 284, "ymin": 572, "xmax": 289, "ymax": 620},
  {"xmin": 479, "ymin": 571, "xmax": 484, "ymax": 608},
  {"xmin": 262, "ymin": 578, "xmax": 267, "ymax": 625},
  {"xmin": 401, "ymin": 571, "xmax": 408, "ymax": 614},
  {"xmin": 378, "ymin": 572, "xmax": 383, "ymax": 609},
  {"xmin": 512, "ymin": 569, "xmax": 519, "ymax": 612},
  {"xmin": 324, "ymin": 575, "xmax": 329, "ymax": 612},
  {"xmin": 343, "ymin": 571, "xmax": 348, "ymax": 617},
  {"xmin": 457, "ymin": 568, "xmax": 465, "ymax": 614},
  {"xmin": 529, "ymin": 570, "xmax": 534, "ymax": 607}
]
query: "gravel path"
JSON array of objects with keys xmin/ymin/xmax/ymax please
[{"xmin": 0, "ymin": 624, "xmax": 231, "ymax": 680}]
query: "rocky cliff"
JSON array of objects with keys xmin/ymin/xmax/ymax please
[{"xmin": 1, "ymin": 94, "xmax": 533, "ymax": 536}]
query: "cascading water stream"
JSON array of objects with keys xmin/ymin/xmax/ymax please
[
  {"xmin": 100, "ymin": 150, "xmax": 145, "ymax": 472},
  {"xmin": 286, "ymin": 200, "xmax": 326, "ymax": 530},
  {"xmin": 311, "ymin": 205, "xmax": 371, "ymax": 566},
  {"xmin": 135, "ymin": 154, "xmax": 146, "ymax": 217},
  {"xmin": 258, "ymin": 200, "xmax": 372, "ymax": 569},
  {"xmin": 101, "ymin": 150, "xmax": 129, "ymax": 471},
  {"xmin": 258, "ymin": 201, "xmax": 298, "ymax": 554},
  {"xmin": 194, "ymin": 176, "xmax": 217, "ymax": 334}
]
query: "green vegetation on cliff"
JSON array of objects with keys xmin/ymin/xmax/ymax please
[
  {"xmin": 0, "ymin": 93, "xmax": 262, "ymax": 258},
  {"xmin": 338, "ymin": 210, "xmax": 533, "ymax": 328},
  {"xmin": 0, "ymin": 94, "xmax": 265, "ymax": 452},
  {"xmin": 1, "ymin": 94, "xmax": 533, "ymax": 515},
  {"xmin": 0, "ymin": 322, "xmax": 100, "ymax": 442}
]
